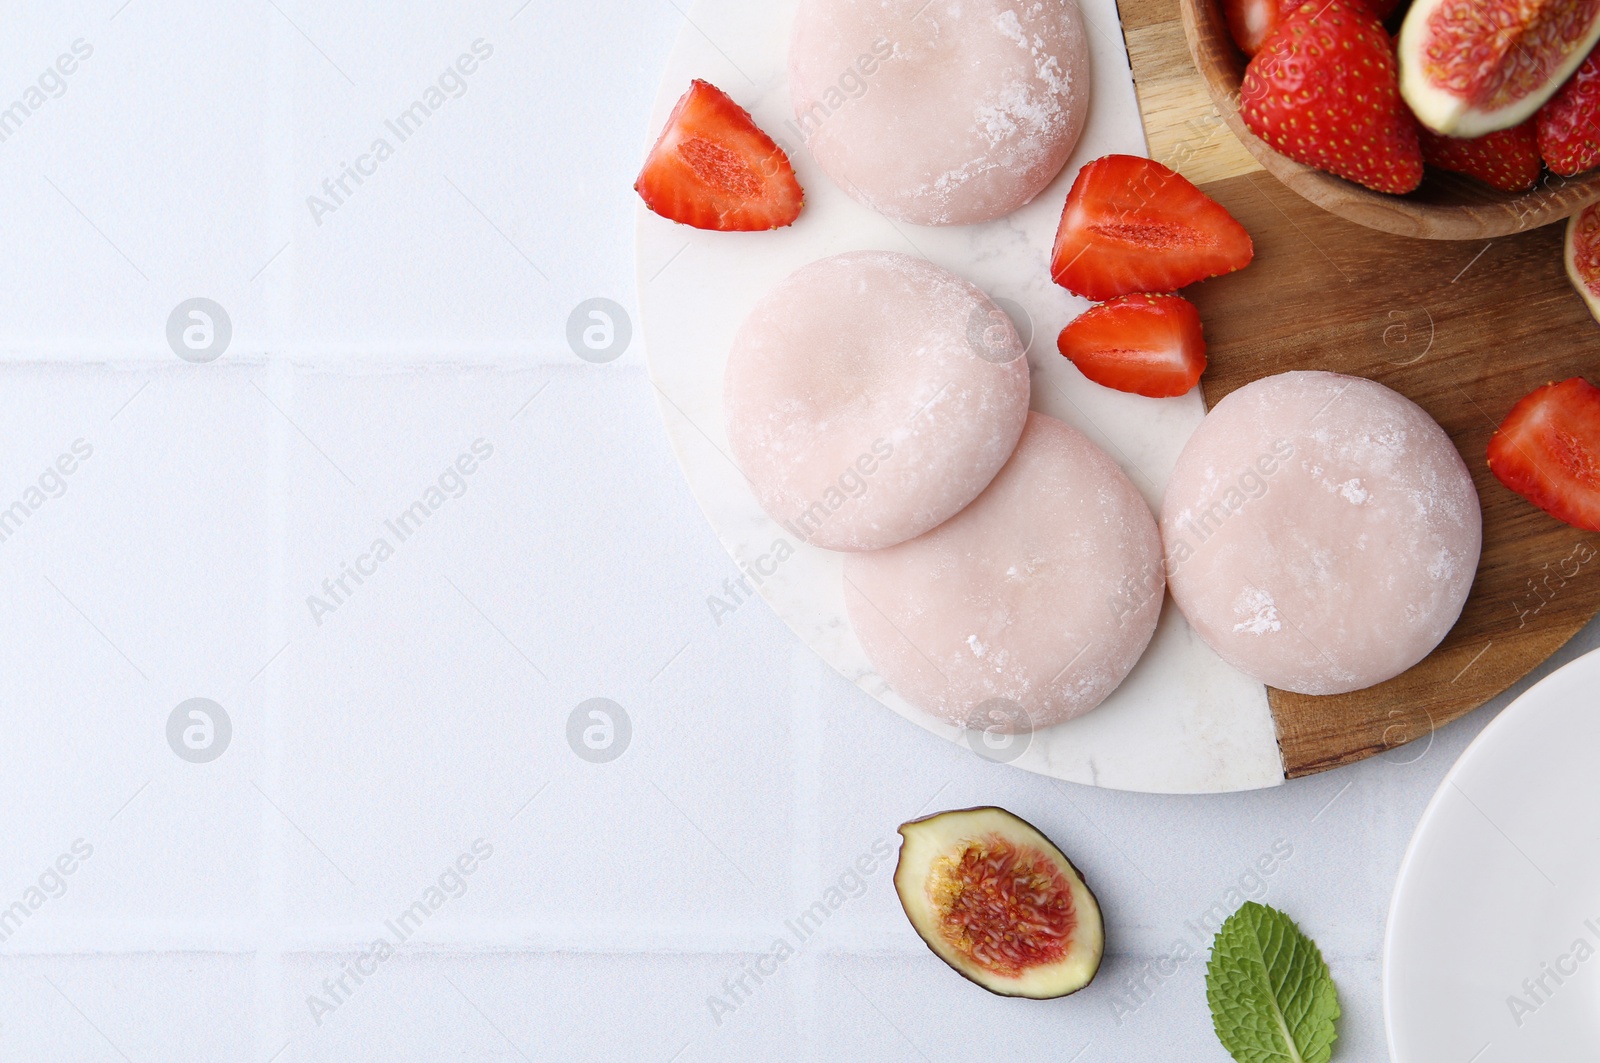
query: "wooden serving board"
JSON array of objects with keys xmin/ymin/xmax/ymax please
[{"xmin": 1118, "ymin": 0, "xmax": 1600, "ymax": 777}]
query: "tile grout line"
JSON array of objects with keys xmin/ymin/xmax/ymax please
[
  {"xmin": 792, "ymin": 641, "xmax": 824, "ymax": 1061},
  {"xmin": 0, "ymin": 927, "xmax": 933, "ymax": 954},
  {"xmin": 256, "ymin": 351, "xmax": 294, "ymax": 1058},
  {"xmin": 257, "ymin": 12, "xmax": 297, "ymax": 1052}
]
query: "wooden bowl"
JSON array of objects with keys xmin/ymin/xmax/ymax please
[{"xmin": 1177, "ymin": 0, "xmax": 1600, "ymax": 240}]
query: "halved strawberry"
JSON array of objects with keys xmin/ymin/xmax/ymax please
[
  {"xmin": 1487, "ymin": 377, "xmax": 1600, "ymax": 532},
  {"xmin": 1056, "ymin": 293, "xmax": 1207, "ymax": 398},
  {"xmin": 1419, "ymin": 119, "xmax": 1542, "ymax": 192},
  {"xmin": 1050, "ymin": 155, "xmax": 1254, "ymax": 302},
  {"xmin": 1538, "ymin": 46, "xmax": 1600, "ymax": 176},
  {"xmin": 635, "ymin": 79, "xmax": 803, "ymax": 232},
  {"xmin": 1241, "ymin": 0, "xmax": 1424, "ymax": 194}
]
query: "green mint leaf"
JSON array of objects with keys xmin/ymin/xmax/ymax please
[{"xmin": 1205, "ymin": 901, "xmax": 1340, "ymax": 1063}]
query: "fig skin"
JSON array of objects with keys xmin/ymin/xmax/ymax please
[
  {"xmin": 895, "ymin": 806, "xmax": 1105, "ymax": 999},
  {"xmin": 1567, "ymin": 202, "xmax": 1600, "ymax": 325}
]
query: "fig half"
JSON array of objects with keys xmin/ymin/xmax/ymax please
[
  {"xmin": 895, "ymin": 806, "xmax": 1104, "ymax": 998},
  {"xmin": 1567, "ymin": 200, "xmax": 1600, "ymax": 324},
  {"xmin": 1398, "ymin": 0, "xmax": 1600, "ymax": 137}
]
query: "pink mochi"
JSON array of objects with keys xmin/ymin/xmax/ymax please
[
  {"xmin": 724, "ymin": 250, "xmax": 1031, "ymax": 552},
  {"xmin": 1161, "ymin": 372, "xmax": 1482, "ymax": 696},
  {"xmin": 789, "ymin": 0, "xmax": 1093, "ymax": 226},
  {"xmin": 844, "ymin": 412, "xmax": 1165, "ymax": 732}
]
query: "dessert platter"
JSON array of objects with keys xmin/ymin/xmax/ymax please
[{"xmin": 634, "ymin": 0, "xmax": 1600, "ymax": 794}]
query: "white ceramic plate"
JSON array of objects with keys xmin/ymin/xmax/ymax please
[
  {"xmin": 1385, "ymin": 645, "xmax": 1600, "ymax": 1060},
  {"xmin": 635, "ymin": 0, "xmax": 1285, "ymax": 793}
]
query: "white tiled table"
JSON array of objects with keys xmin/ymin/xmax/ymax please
[{"xmin": 1, "ymin": 2, "xmax": 1595, "ymax": 1060}]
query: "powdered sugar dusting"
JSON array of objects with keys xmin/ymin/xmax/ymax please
[
  {"xmin": 1337, "ymin": 478, "xmax": 1369, "ymax": 504},
  {"xmin": 1232, "ymin": 587, "xmax": 1282, "ymax": 636}
]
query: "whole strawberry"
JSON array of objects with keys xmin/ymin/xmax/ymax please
[
  {"xmin": 1538, "ymin": 46, "xmax": 1600, "ymax": 176},
  {"xmin": 1419, "ymin": 119, "xmax": 1541, "ymax": 191},
  {"xmin": 1240, "ymin": 0, "xmax": 1424, "ymax": 194},
  {"xmin": 1224, "ymin": 0, "xmax": 1399, "ymax": 55}
]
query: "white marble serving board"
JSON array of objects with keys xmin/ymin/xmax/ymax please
[{"xmin": 634, "ymin": 0, "xmax": 1285, "ymax": 793}]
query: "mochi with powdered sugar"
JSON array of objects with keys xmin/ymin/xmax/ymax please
[
  {"xmin": 1161, "ymin": 371, "xmax": 1482, "ymax": 696},
  {"xmin": 789, "ymin": 0, "xmax": 1092, "ymax": 226},
  {"xmin": 724, "ymin": 250, "xmax": 1031, "ymax": 552},
  {"xmin": 843, "ymin": 412, "xmax": 1165, "ymax": 732}
]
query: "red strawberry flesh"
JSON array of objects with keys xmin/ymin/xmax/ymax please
[
  {"xmin": 1056, "ymin": 293, "xmax": 1208, "ymax": 399},
  {"xmin": 635, "ymin": 79, "xmax": 803, "ymax": 232},
  {"xmin": 1050, "ymin": 155, "xmax": 1254, "ymax": 302},
  {"xmin": 1488, "ymin": 377, "xmax": 1600, "ymax": 532}
]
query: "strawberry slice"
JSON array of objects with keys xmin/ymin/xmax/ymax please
[
  {"xmin": 1488, "ymin": 377, "xmax": 1600, "ymax": 532},
  {"xmin": 1050, "ymin": 155, "xmax": 1254, "ymax": 302},
  {"xmin": 1241, "ymin": 0, "xmax": 1424, "ymax": 194},
  {"xmin": 1056, "ymin": 293, "xmax": 1208, "ymax": 399},
  {"xmin": 1419, "ymin": 119, "xmax": 1542, "ymax": 192},
  {"xmin": 635, "ymin": 79, "xmax": 803, "ymax": 232},
  {"xmin": 1538, "ymin": 46, "xmax": 1600, "ymax": 176}
]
